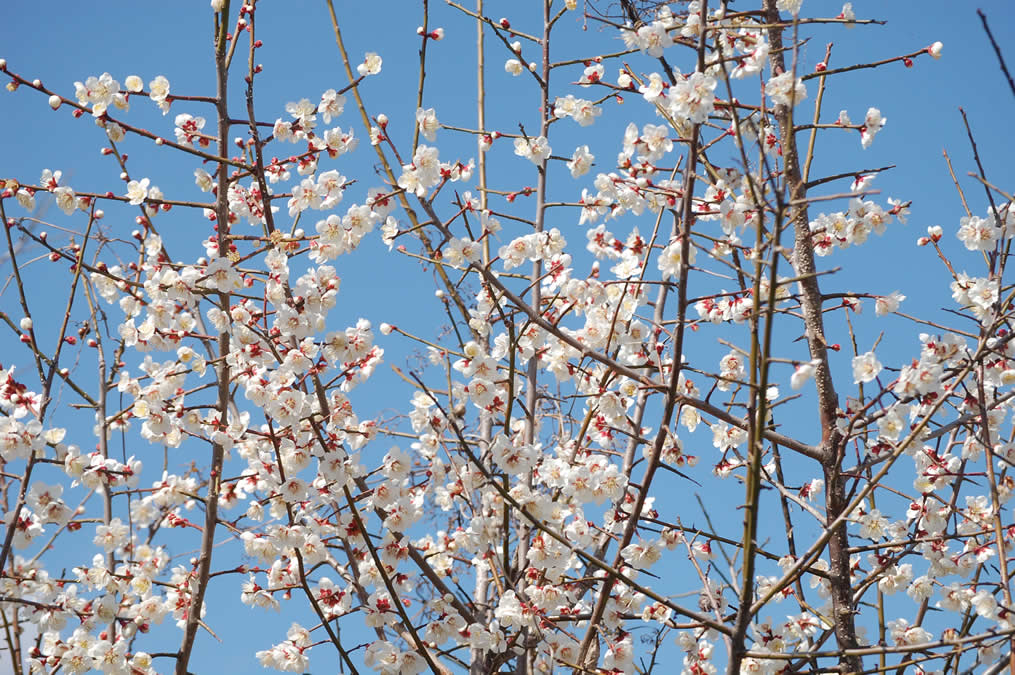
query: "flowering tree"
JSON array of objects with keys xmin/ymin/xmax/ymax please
[{"xmin": 1, "ymin": 0, "xmax": 1013, "ymax": 673}]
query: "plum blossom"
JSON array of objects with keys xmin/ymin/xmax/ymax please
[
  {"xmin": 633, "ymin": 21, "xmax": 672, "ymax": 57},
  {"xmin": 658, "ymin": 237, "xmax": 696, "ymax": 279},
  {"xmin": 875, "ymin": 291, "xmax": 905, "ymax": 315},
  {"xmin": 957, "ymin": 215, "xmax": 1000, "ymax": 251},
  {"xmin": 513, "ymin": 135, "xmax": 551, "ymax": 164},
  {"xmin": 148, "ymin": 75, "xmax": 171, "ymax": 113},
  {"xmin": 777, "ymin": 0, "xmax": 804, "ymax": 15},
  {"xmin": 852, "ymin": 351, "xmax": 882, "ymax": 384},
  {"xmin": 73, "ymin": 72, "xmax": 120, "ymax": 116},
  {"xmin": 553, "ymin": 94, "xmax": 601, "ymax": 127},
  {"xmin": 358, "ymin": 52, "xmax": 383, "ymax": 76},
  {"xmin": 318, "ymin": 88, "xmax": 345, "ymax": 123},
  {"xmin": 567, "ymin": 145, "xmax": 594, "ymax": 178},
  {"xmin": 416, "ymin": 107, "xmax": 439, "ymax": 141},
  {"xmin": 766, "ymin": 72, "xmax": 807, "ymax": 107}
]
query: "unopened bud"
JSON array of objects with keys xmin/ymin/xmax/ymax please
[{"xmin": 48, "ymin": 95, "xmax": 61, "ymax": 109}]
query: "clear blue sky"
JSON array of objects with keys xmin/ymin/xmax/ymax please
[{"xmin": 2, "ymin": 1, "xmax": 1014, "ymax": 673}]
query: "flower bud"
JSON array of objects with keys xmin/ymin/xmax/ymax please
[
  {"xmin": 19, "ymin": 317, "xmax": 32, "ymax": 331},
  {"xmin": 48, "ymin": 95, "xmax": 61, "ymax": 109}
]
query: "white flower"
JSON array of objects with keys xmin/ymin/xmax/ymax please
[
  {"xmin": 957, "ymin": 215, "xmax": 1000, "ymax": 251},
  {"xmin": 852, "ymin": 351, "xmax": 882, "ymax": 384},
  {"xmin": 54, "ymin": 186, "xmax": 76, "ymax": 215},
  {"xmin": 790, "ymin": 360, "xmax": 819, "ymax": 390},
  {"xmin": 875, "ymin": 291, "xmax": 905, "ymax": 316},
  {"xmin": 318, "ymin": 88, "xmax": 345, "ymax": 123},
  {"xmin": 861, "ymin": 107, "xmax": 886, "ymax": 148},
  {"xmin": 504, "ymin": 58, "xmax": 523, "ymax": 76},
  {"xmin": 15, "ymin": 188, "xmax": 35, "ymax": 211},
  {"xmin": 567, "ymin": 145, "xmax": 594, "ymax": 178},
  {"xmin": 972, "ymin": 589, "xmax": 998, "ymax": 619},
  {"xmin": 93, "ymin": 517, "xmax": 129, "ymax": 552},
  {"xmin": 621, "ymin": 541, "xmax": 662, "ymax": 568},
  {"xmin": 888, "ymin": 618, "xmax": 932, "ymax": 646},
  {"xmin": 634, "ymin": 21, "xmax": 672, "ymax": 57},
  {"xmin": 513, "ymin": 136, "xmax": 551, "ymax": 164},
  {"xmin": 777, "ymin": 0, "xmax": 804, "ymax": 15},
  {"xmin": 415, "ymin": 107, "xmax": 439, "ymax": 142},
  {"xmin": 148, "ymin": 75, "xmax": 171, "ymax": 113},
  {"xmin": 358, "ymin": 52, "xmax": 383, "ymax": 76},
  {"xmin": 126, "ymin": 178, "xmax": 150, "ymax": 206},
  {"xmin": 657, "ymin": 238, "xmax": 695, "ymax": 279},
  {"xmin": 840, "ymin": 2, "xmax": 855, "ymax": 25},
  {"xmin": 553, "ymin": 94, "xmax": 601, "ymax": 127},
  {"xmin": 766, "ymin": 72, "xmax": 807, "ymax": 107}
]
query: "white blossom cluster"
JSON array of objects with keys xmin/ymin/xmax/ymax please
[{"xmin": 4, "ymin": 1, "xmax": 1004, "ymax": 674}]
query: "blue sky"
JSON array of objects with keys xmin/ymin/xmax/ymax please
[{"xmin": 2, "ymin": 1, "xmax": 1015, "ymax": 673}]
